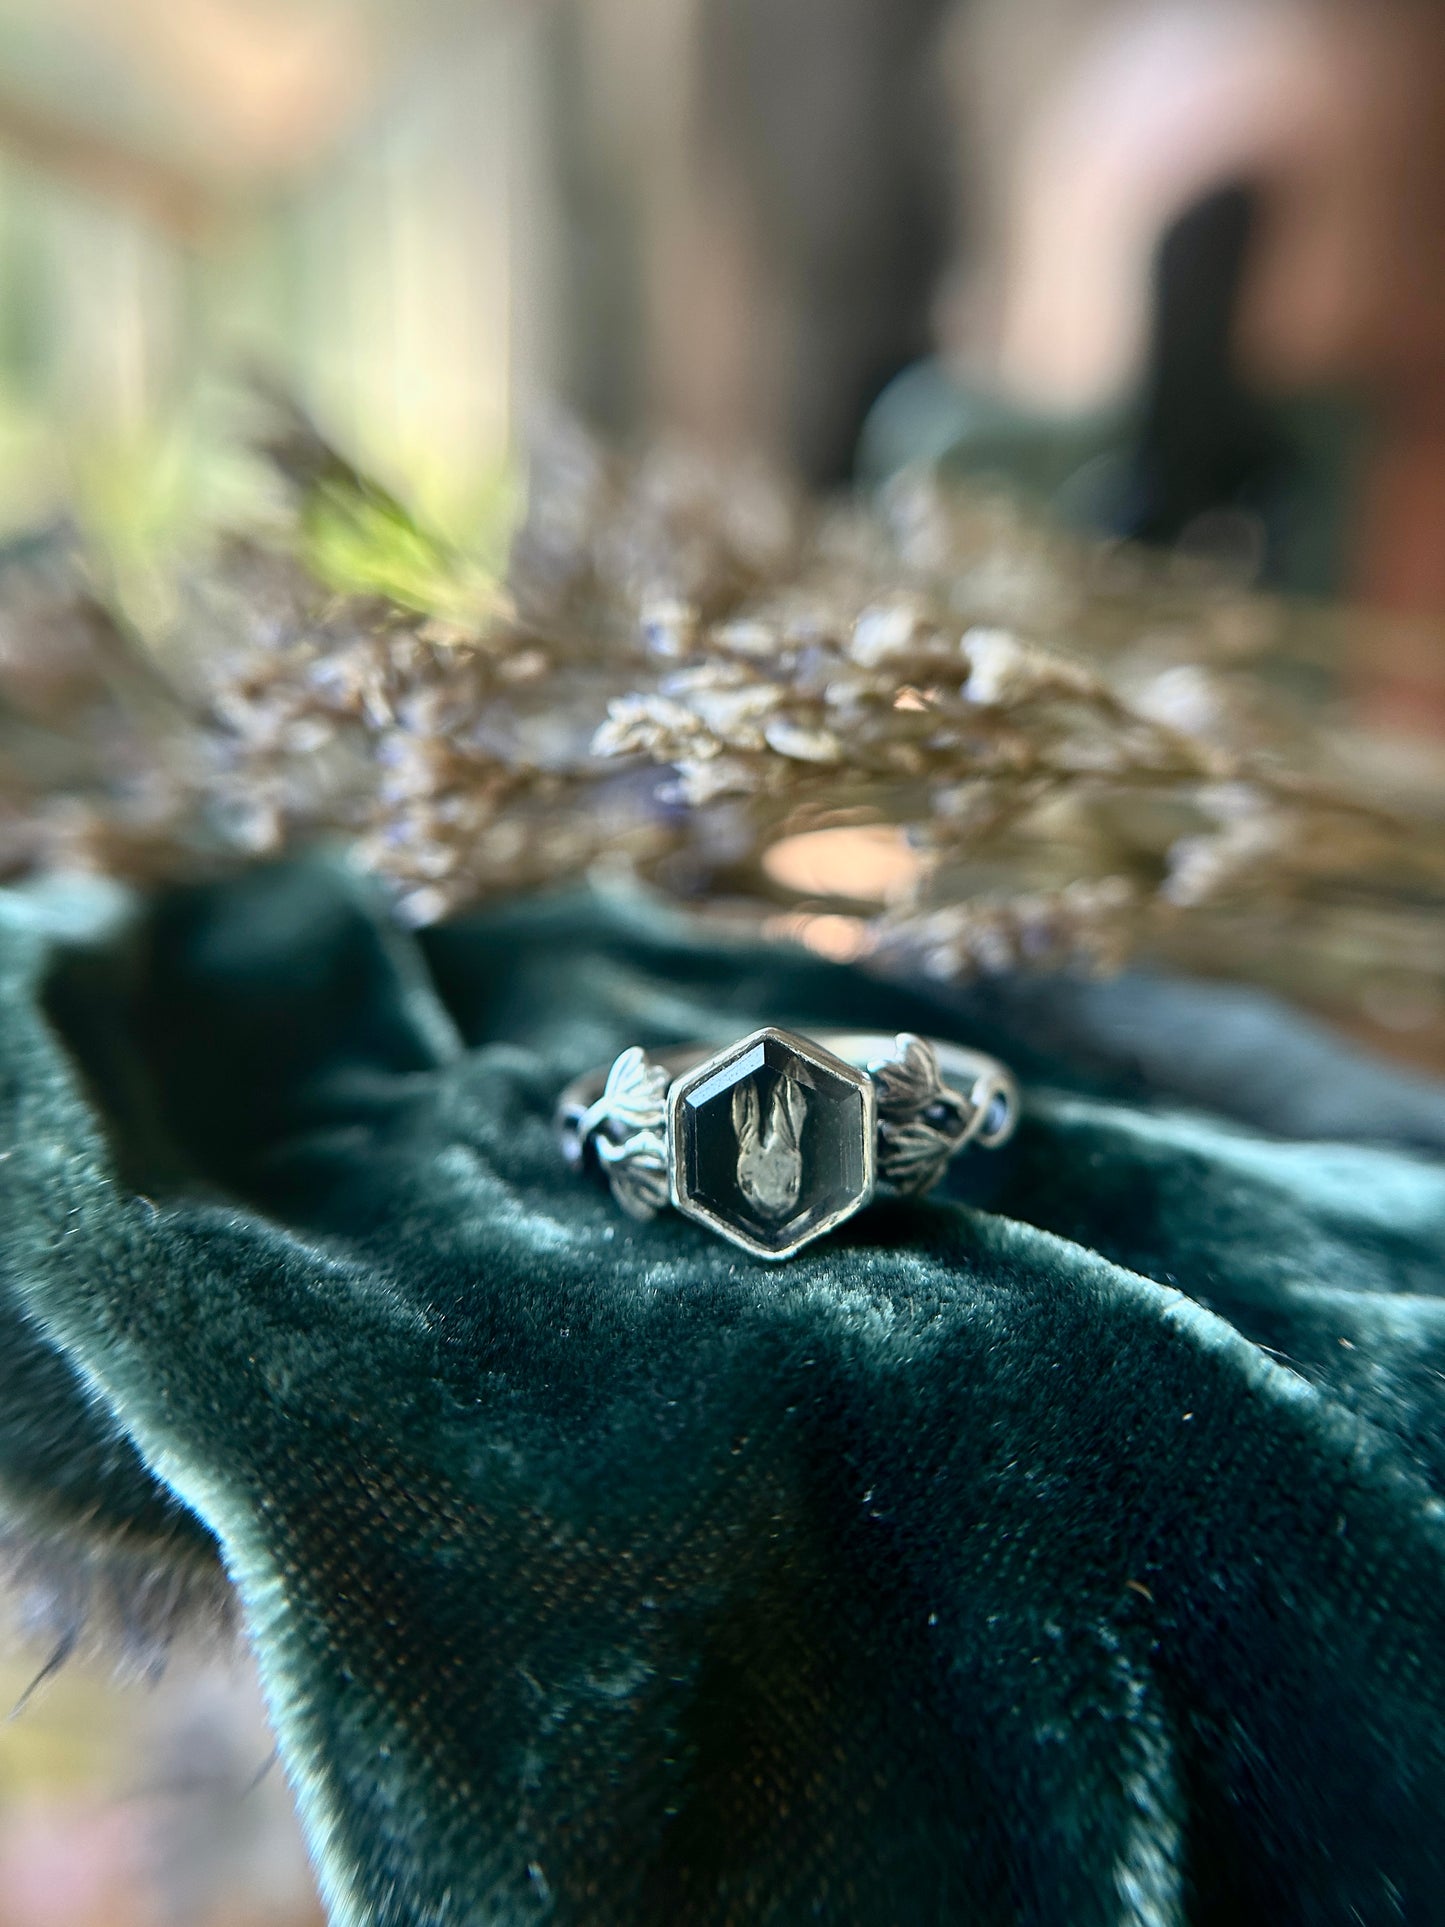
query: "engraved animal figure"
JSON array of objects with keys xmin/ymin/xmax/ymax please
[{"xmin": 732, "ymin": 1076, "xmax": 807, "ymax": 1222}]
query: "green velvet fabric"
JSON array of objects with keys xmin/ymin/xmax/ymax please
[{"xmin": 2, "ymin": 861, "xmax": 1445, "ymax": 1926}]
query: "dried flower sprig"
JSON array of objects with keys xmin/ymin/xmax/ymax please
[{"xmin": 1, "ymin": 409, "xmax": 1442, "ymax": 1016}]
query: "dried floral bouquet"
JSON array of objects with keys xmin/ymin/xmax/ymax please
[{"xmin": 2, "ymin": 411, "xmax": 1442, "ymax": 1032}]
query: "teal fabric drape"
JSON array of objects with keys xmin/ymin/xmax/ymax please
[{"xmin": 2, "ymin": 860, "xmax": 1444, "ymax": 1926}]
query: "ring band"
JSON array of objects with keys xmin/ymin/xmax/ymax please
[{"xmin": 557, "ymin": 1027, "xmax": 1018, "ymax": 1261}]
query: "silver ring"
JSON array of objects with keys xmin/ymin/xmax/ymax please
[{"xmin": 557, "ymin": 1027, "xmax": 1018, "ymax": 1261}]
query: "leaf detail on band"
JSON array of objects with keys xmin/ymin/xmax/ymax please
[
  {"xmin": 872, "ymin": 1033, "xmax": 974, "ymax": 1197},
  {"xmin": 589, "ymin": 1047, "xmax": 670, "ymax": 1220}
]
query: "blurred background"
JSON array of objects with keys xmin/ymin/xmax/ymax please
[
  {"xmin": 0, "ymin": 0, "xmax": 1443, "ymax": 706},
  {"xmin": 3, "ymin": 0, "xmax": 1445, "ymax": 1920}
]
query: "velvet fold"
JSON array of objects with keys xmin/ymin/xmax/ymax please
[{"xmin": 1, "ymin": 861, "xmax": 1443, "ymax": 1926}]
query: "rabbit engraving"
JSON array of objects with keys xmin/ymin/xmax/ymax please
[{"xmin": 732, "ymin": 1076, "xmax": 807, "ymax": 1221}]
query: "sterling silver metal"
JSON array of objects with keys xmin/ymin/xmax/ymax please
[{"xmin": 557, "ymin": 1027, "xmax": 1018, "ymax": 1261}]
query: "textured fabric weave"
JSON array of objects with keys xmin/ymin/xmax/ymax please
[{"xmin": 2, "ymin": 861, "xmax": 1444, "ymax": 1926}]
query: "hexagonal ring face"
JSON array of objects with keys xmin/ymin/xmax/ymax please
[{"xmin": 668, "ymin": 1028, "xmax": 876, "ymax": 1259}]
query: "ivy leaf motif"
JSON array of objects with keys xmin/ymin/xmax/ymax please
[
  {"xmin": 591, "ymin": 1046, "xmax": 670, "ymax": 1221},
  {"xmin": 872, "ymin": 1033, "xmax": 974, "ymax": 1197}
]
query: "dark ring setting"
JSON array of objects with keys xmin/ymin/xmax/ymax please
[{"xmin": 558, "ymin": 1028, "xmax": 1018, "ymax": 1261}]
